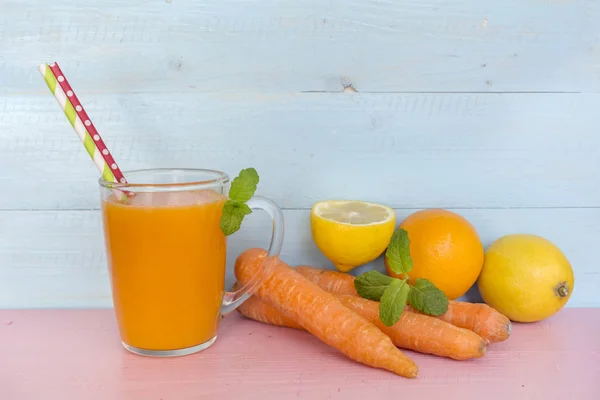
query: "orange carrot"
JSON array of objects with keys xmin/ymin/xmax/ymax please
[
  {"xmin": 294, "ymin": 265, "xmax": 511, "ymax": 343},
  {"xmin": 236, "ymin": 289, "xmax": 486, "ymax": 360},
  {"xmin": 337, "ymin": 294, "xmax": 486, "ymax": 360},
  {"xmin": 294, "ymin": 266, "xmax": 358, "ymax": 296},
  {"xmin": 236, "ymin": 289, "xmax": 303, "ymax": 330},
  {"xmin": 234, "ymin": 248, "xmax": 419, "ymax": 378},
  {"xmin": 418, "ymin": 301, "xmax": 511, "ymax": 343}
]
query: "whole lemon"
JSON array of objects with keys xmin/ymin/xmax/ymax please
[
  {"xmin": 385, "ymin": 209, "xmax": 484, "ymax": 300},
  {"xmin": 477, "ymin": 234, "xmax": 574, "ymax": 323}
]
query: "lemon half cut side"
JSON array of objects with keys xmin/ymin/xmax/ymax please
[{"xmin": 310, "ymin": 200, "xmax": 396, "ymax": 272}]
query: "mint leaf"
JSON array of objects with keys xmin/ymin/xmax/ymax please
[
  {"xmin": 220, "ymin": 200, "xmax": 252, "ymax": 235},
  {"xmin": 379, "ymin": 279, "xmax": 410, "ymax": 327},
  {"xmin": 354, "ymin": 270, "xmax": 394, "ymax": 301},
  {"xmin": 228, "ymin": 167, "xmax": 259, "ymax": 203},
  {"xmin": 407, "ymin": 278, "xmax": 449, "ymax": 316},
  {"xmin": 385, "ymin": 228, "xmax": 413, "ymax": 275}
]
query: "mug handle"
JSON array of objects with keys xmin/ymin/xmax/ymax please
[{"xmin": 220, "ymin": 195, "xmax": 285, "ymax": 316}]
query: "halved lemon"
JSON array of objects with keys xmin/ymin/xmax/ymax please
[{"xmin": 310, "ymin": 200, "xmax": 396, "ymax": 272}]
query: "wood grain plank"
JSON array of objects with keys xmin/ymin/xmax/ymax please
[
  {"xmin": 1, "ymin": 93, "xmax": 599, "ymax": 210},
  {"xmin": 0, "ymin": 208, "xmax": 597, "ymax": 308},
  {"xmin": 1, "ymin": 0, "xmax": 598, "ymax": 93},
  {"xmin": 1, "ymin": 309, "xmax": 598, "ymax": 399}
]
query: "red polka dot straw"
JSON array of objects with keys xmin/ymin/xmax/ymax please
[{"xmin": 47, "ymin": 62, "xmax": 128, "ymax": 185}]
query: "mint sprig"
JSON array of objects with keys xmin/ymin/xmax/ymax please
[
  {"xmin": 220, "ymin": 167, "xmax": 259, "ymax": 236},
  {"xmin": 354, "ymin": 228, "xmax": 449, "ymax": 326}
]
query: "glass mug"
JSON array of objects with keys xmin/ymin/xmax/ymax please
[{"xmin": 98, "ymin": 168, "xmax": 284, "ymax": 357}]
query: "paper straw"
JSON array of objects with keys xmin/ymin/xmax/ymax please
[{"xmin": 37, "ymin": 62, "xmax": 127, "ymax": 185}]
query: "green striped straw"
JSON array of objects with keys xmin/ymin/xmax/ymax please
[{"xmin": 37, "ymin": 62, "xmax": 127, "ymax": 186}]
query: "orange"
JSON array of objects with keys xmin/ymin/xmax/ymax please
[{"xmin": 385, "ymin": 209, "xmax": 484, "ymax": 300}]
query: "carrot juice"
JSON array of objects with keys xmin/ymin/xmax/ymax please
[{"xmin": 101, "ymin": 189, "xmax": 227, "ymax": 352}]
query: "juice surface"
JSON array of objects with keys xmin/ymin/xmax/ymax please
[{"xmin": 102, "ymin": 189, "xmax": 227, "ymax": 351}]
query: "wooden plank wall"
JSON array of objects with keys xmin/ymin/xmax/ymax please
[{"xmin": 1, "ymin": 0, "xmax": 599, "ymax": 308}]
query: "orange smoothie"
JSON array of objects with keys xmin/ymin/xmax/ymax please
[{"xmin": 101, "ymin": 189, "xmax": 227, "ymax": 351}]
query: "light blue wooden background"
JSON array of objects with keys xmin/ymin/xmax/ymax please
[{"xmin": 1, "ymin": 0, "xmax": 598, "ymax": 308}]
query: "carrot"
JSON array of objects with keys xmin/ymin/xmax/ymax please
[
  {"xmin": 294, "ymin": 266, "xmax": 358, "ymax": 296},
  {"xmin": 337, "ymin": 294, "xmax": 487, "ymax": 360},
  {"xmin": 294, "ymin": 265, "xmax": 511, "ymax": 343},
  {"xmin": 236, "ymin": 289, "xmax": 487, "ymax": 360},
  {"xmin": 417, "ymin": 301, "xmax": 512, "ymax": 343},
  {"xmin": 235, "ymin": 286, "xmax": 303, "ymax": 330},
  {"xmin": 234, "ymin": 248, "xmax": 419, "ymax": 378}
]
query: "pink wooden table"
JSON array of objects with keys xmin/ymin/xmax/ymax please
[{"xmin": 1, "ymin": 309, "xmax": 598, "ymax": 399}]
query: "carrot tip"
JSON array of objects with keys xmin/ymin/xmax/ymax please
[
  {"xmin": 406, "ymin": 365, "xmax": 419, "ymax": 378},
  {"xmin": 480, "ymin": 342, "xmax": 488, "ymax": 355}
]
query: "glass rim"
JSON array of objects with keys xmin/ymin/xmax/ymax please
[{"xmin": 98, "ymin": 168, "xmax": 230, "ymax": 190}]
